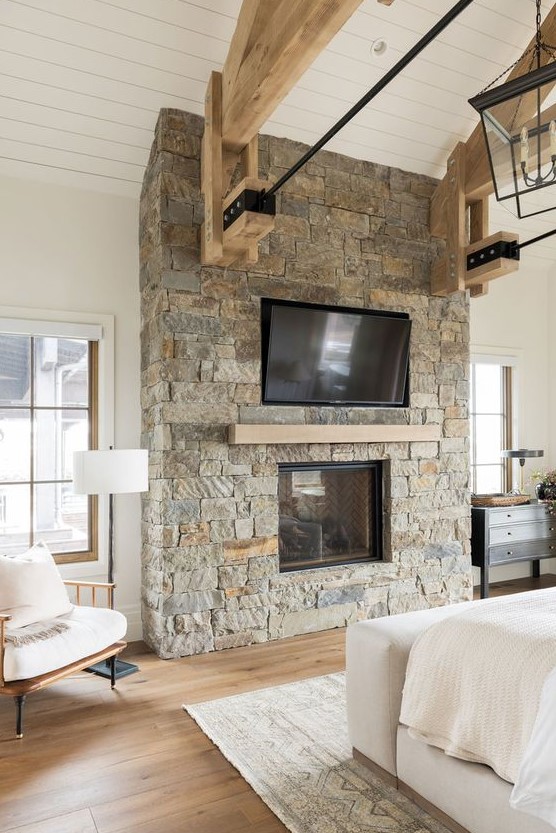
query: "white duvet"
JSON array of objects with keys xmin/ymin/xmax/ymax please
[
  {"xmin": 510, "ymin": 666, "xmax": 556, "ymax": 827},
  {"xmin": 399, "ymin": 588, "xmax": 556, "ymax": 829}
]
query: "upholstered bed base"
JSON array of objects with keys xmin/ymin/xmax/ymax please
[{"xmin": 346, "ymin": 603, "xmax": 554, "ymax": 833}]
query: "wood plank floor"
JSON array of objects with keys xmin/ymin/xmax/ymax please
[
  {"xmin": 473, "ymin": 572, "xmax": 556, "ymax": 599},
  {"xmin": 0, "ymin": 628, "xmax": 345, "ymax": 833},
  {"xmin": 2, "ymin": 573, "xmax": 554, "ymax": 832}
]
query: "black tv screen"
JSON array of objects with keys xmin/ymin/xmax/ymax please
[{"xmin": 261, "ymin": 299, "xmax": 411, "ymax": 407}]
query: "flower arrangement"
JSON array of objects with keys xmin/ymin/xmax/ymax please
[{"xmin": 531, "ymin": 469, "xmax": 556, "ymax": 512}]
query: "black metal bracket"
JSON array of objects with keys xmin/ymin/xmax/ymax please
[
  {"xmin": 223, "ymin": 190, "xmax": 276, "ymax": 231},
  {"xmin": 467, "ymin": 239, "xmax": 519, "ymax": 271}
]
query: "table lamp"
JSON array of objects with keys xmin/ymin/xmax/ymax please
[
  {"xmin": 500, "ymin": 448, "xmax": 544, "ymax": 494},
  {"xmin": 73, "ymin": 447, "xmax": 148, "ymax": 678}
]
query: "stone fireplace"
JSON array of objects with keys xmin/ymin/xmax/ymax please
[
  {"xmin": 278, "ymin": 462, "xmax": 383, "ymax": 572},
  {"xmin": 139, "ymin": 109, "xmax": 473, "ymax": 659}
]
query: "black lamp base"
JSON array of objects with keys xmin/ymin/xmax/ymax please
[{"xmin": 86, "ymin": 658, "xmax": 139, "ymax": 680}]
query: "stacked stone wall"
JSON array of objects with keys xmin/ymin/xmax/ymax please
[{"xmin": 140, "ymin": 109, "xmax": 472, "ymax": 658}]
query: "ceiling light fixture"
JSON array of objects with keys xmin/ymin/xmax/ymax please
[
  {"xmin": 469, "ymin": 0, "xmax": 556, "ymax": 219},
  {"xmin": 370, "ymin": 38, "xmax": 389, "ymax": 58}
]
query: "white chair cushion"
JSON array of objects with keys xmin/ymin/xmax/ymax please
[
  {"xmin": 0, "ymin": 541, "xmax": 73, "ymax": 629},
  {"xmin": 3, "ymin": 605, "xmax": 127, "ymax": 682}
]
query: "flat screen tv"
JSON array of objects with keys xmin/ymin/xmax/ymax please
[{"xmin": 261, "ymin": 299, "xmax": 411, "ymax": 407}]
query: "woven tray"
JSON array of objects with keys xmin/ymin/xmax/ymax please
[{"xmin": 471, "ymin": 493, "xmax": 530, "ymax": 507}]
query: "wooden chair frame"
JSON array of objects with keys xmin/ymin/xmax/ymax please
[{"xmin": 0, "ymin": 580, "xmax": 127, "ymax": 738}]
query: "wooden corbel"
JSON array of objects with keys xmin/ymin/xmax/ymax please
[
  {"xmin": 201, "ymin": 71, "xmax": 275, "ymax": 267},
  {"xmin": 431, "ymin": 182, "xmax": 519, "ymax": 297},
  {"xmin": 465, "ymin": 231, "xmax": 520, "ymax": 291},
  {"xmin": 431, "ymin": 143, "xmax": 466, "ymax": 296},
  {"xmin": 467, "ymin": 199, "xmax": 489, "ymax": 297},
  {"xmin": 431, "ymin": 149, "xmax": 519, "ymax": 297},
  {"xmin": 223, "ymin": 177, "xmax": 275, "ymax": 255}
]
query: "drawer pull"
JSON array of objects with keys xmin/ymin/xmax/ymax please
[
  {"xmin": 551, "ymin": 546, "xmax": 554, "ymax": 551},
  {"xmin": 507, "ymin": 550, "xmax": 513, "ymax": 555},
  {"xmin": 507, "ymin": 531, "xmax": 512, "ymax": 536}
]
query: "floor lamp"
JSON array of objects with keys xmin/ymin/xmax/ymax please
[{"xmin": 73, "ymin": 447, "xmax": 149, "ymax": 679}]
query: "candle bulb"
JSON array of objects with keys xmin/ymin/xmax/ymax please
[
  {"xmin": 521, "ymin": 126, "xmax": 529, "ymax": 172},
  {"xmin": 550, "ymin": 120, "xmax": 556, "ymax": 158}
]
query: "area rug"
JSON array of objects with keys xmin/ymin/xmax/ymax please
[{"xmin": 184, "ymin": 672, "xmax": 450, "ymax": 833}]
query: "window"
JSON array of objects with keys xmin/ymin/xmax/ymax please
[
  {"xmin": 469, "ymin": 357, "xmax": 515, "ymax": 494},
  {"xmin": 0, "ymin": 330, "xmax": 99, "ymax": 563}
]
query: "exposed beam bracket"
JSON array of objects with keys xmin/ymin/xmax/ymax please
[
  {"xmin": 467, "ymin": 238, "xmax": 519, "ymax": 271},
  {"xmin": 221, "ymin": 176, "xmax": 275, "ymax": 256},
  {"xmin": 201, "ymin": 70, "xmax": 275, "ymax": 266},
  {"xmin": 464, "ymin": 231, "xmax": 520, "ymax": 288},
  {"xmin": 431, "ymin": 231, "xmax": 520, "ymax": 296},
  {"xmin": 466, "ymin": 197, "xmax": 490, "ymax": 296},
  {"xmin": 223, "ymin": 188, "xmax": 276, "ymax": 231}
]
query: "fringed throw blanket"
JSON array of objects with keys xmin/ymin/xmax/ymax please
[
  {"xmin": 399, "ymin": 589, "xmax": 556, "ymax": 783},
  {"xmin": 5, "ymin": 620, "xmax": 70, "ymax": 647}
]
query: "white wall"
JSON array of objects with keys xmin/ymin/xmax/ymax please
[
  {"xmin": 0, "ymin": 174, "xmax": 142, "ymax": 639},
  {"xmin": 470, "ymin": 253, "xmax": 554, "ymax": 583}
]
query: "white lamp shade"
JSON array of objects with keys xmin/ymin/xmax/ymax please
[{"xmin": 73, "ymin": 449, "xmax": 149, "ymax": 495}]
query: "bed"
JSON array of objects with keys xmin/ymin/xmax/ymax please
[{"xmin": 346, "ymin": 589, "xmax": 556, "ymax": 833}]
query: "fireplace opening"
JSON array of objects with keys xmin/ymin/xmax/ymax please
[{"xmin": 278, "ymin": 462, "xmax": 383, "ymax": 572}]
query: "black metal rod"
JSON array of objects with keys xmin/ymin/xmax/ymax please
[
  {"xmin": 263, "ymin": 0, "xmax": 475, "ymax": 200},
  {"xmin": 518, "ymin": 227, "xmax": 556, "ymax": 249},
  {"xmin": 108, "ymin": 491, "xmax": 114, "ymax": 586}
]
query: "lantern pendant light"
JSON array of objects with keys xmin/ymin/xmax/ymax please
[{"xmin": 469, "ymin": 0, "xmax": 556, "ymax": 219}]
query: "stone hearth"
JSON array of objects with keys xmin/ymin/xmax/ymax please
[{"xmin": 139, "ymin": 109, "xmax": 472, "ymax": 659}]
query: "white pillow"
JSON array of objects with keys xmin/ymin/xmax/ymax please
[{"xmin": 0, "ymin": 541, "xmax": 73, "ymax": 629}]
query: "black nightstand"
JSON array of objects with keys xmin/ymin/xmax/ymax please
[{"xmin": 471, "ymin": 502, "xmax": 556, "ymax": 598}]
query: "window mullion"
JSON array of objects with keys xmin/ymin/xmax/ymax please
[
  {"xmin": 29, "ymin": 336, "xmax": 35, "ymax": 549},
  {"xmin": 502, "ymin": 365, "xmax": 513, "ymax": 492}
]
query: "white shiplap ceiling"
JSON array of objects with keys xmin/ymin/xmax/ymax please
[{"xmin": 1, "ymin": 0, "xmax": 556, "ymax": 265}]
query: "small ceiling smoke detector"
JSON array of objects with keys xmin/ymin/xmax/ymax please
[{"xmin": 370, "ymin": 38, "xmax": 388, "ymax": 58}]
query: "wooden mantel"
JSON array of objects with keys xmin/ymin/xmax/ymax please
[{"xmin": 229, "ymin": 423, "xmax": 441, "ymax": 445}]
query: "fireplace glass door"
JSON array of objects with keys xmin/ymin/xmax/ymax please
[{"xmin": 278, "ymin": 462, "xmax": 382, "ymax": 572}]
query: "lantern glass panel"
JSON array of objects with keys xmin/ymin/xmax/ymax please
[{"xmin": 481, "ymin": 78, "xmax": 556, "ymax": 219}]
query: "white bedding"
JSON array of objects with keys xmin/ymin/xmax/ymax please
[
  {"xmin": 510, "ymin": 666, "xmax": 556, "ymax": 828},
  {"xmin": 399, "ymin": 588, "xmax": 556, "ymax": 824}
]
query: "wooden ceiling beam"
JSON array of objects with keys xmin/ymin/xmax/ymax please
[
  {"xmin": 202, "ymin": 0, "xmax": 396, "ymax": 266},
  {"xmin": 221, "ymin": 0, "xmax": 270, "ymax": 129},
  {"xmin": 221, "ymin": 0, "xmax": 366, "ymax": 153}
]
